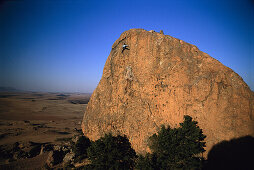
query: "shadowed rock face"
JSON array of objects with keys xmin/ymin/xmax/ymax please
[{"xmin": 82, "ymin": 29, "xmax": 254, "ymax": 155}]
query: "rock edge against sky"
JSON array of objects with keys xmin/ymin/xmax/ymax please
[{"xmin": 82, "ymin": 29, "xmax": 254, "ymax": 155}]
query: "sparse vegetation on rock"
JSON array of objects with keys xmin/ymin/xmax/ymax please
[
  {"xmin": 73, "ymin": 135, "xmax": 91, "ymax": 161},
  {"xmin": 46, "ymin": 150, "xmax": 65, "ymax": 167},
  {"xmin": 28, "ymin": 145, "xmax": 42, "ymax": 158}
]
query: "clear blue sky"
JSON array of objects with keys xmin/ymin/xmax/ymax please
[{"xmin": 0, "ymin": 0, "xmax": 253, "ymax": 92}]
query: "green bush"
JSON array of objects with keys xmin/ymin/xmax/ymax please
[
  {"xmin": 73, "ymin": 135, "xmax": 91, "ymax": 160},
  {"xmin": 135, "ymin": 153, "xmax": 158, "ymax": 170},
  {"xmin": 87, "ymin": 133, "xmax": 137, "ymax": 170},
  {"xmin": 138, "ymin": 115, "xmax": 206, "ymax": 169}
]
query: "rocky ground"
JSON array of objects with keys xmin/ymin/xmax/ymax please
[{"xmin": 0, "ymin": 92, "xmax": 90, "ymax": 169}]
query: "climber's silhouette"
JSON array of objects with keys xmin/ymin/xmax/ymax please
[{"xmin": 122, "ymin": 43, "xmax": 129, "ymax": 53}]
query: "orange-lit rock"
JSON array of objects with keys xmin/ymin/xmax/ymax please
[{"xmin": 82, "ymin": 29, "xmax": 254, "ymax": 155}]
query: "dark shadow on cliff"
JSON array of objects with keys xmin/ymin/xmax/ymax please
[{"xmin": 203, "ymin": 136, "xmax": 254, "ymax": 170}]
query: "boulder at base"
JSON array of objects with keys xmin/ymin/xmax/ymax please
[{"xmin": 82, "ymin": 29, "xmax": 254, "ymax": 155}]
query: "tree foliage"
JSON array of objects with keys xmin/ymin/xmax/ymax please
[
  {"xmin": 135, "ymin": 153, "xmax": 159, "ymax": 170},
  {"xmin": 73, "ymin": 135, "xmax": 91, "ymax": 159},
  {"xmin": 87, "ymin": 133, "xmax": 137, "ymax": 170},
  {"xmin": 142, "ymin": 115, "xmax": 206, "ymax": 169}
]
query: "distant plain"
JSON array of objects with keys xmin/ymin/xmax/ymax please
[{"xmin": 0, "ymin": 92, "xmax": 90, "ymax": 168}]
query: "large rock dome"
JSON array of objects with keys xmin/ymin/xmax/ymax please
[{"xmin": 82, "ymin": 29, "xmax": 254, "ymax": 154}]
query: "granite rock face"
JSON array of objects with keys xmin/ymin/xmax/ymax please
[{"xmin": 82, "ymin": 29, "xmax": 254, "ymax": 154}]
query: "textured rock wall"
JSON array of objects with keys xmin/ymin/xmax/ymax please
[{"xmin": 82, "ymin": 29, "xmax": 254, "ymax": 155}]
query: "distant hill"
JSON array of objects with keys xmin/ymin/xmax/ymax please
[{"xmin": 0, "ymin": 87, "xmax": 24, "ymax": 92}]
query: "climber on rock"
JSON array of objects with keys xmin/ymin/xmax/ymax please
[{"xmin": 122, "ymin": 43, "xmax": 129, "ymax": 53}]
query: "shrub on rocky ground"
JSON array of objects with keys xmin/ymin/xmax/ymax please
[
  {"xmin": 28, "ymin": 145, "xmax": 41, "ymax": 158},
  {"xmin": 72, "ymin": 135, "xmax": 91, "ymax": 161},
  {"xmin": 46, "ymin": 150, "xmax": 65, "ymax": 167}
]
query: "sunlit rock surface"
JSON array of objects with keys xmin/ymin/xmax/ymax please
[{"xmin": 82, "ymin": 29, "xmax": 254, "ymax": 155}]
